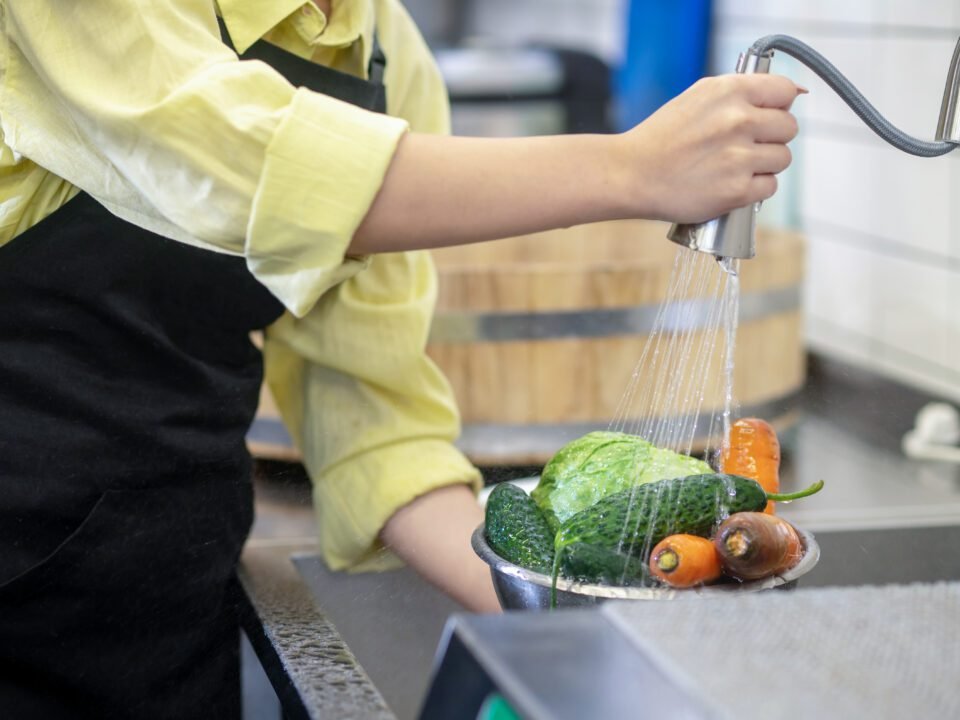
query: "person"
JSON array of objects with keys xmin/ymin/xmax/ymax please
[{"xmin": 0, "ymin": 0, "xmax": 801, "ymax": 717}]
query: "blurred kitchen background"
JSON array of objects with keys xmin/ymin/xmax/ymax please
[{"xmin": 242, "ymin": 3, "xmax": 960, "ymax": 718}]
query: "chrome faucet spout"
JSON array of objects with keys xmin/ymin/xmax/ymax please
[{"xmin": 936, "ymin": 36, "xmax": 960, "ymax": 144}]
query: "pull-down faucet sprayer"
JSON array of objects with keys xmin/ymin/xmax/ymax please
[{"xmin": 668, "ymin": 34, "xmax": 960, "ymax": 261}]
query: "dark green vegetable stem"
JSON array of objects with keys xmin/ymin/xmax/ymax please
[{"xmin": 766, "ymin": 480, "xmax": 824, "ymax": 502}]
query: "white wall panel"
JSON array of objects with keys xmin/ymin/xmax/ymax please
[
  {"xmin": 953, "ymin": 161, "xmax": 960, "ymax": 261},
  {"xmin": 873, "ymin": 252, "xmax": 956, "ymax": 371},
  {"xmin": 802, "ymin": 137, "xmax": 953, "ymax": 257},
  {"xmin": 878, "ymin": 0, "xmax": 960, "ymax": 30},
  {"xmin": 716, "ymin": 0, "xmax": 960, "ymax": 30},
  {"xmin": 805, "ymin": 234, "xmax": 960, "ymax": 401},
  {"xmin": 714, "ymin": 0, "xmax": 881, "ymax": 25},
  {"xmin": 804, "ymin": 235, "xmax": 883, "ymax": 341}
]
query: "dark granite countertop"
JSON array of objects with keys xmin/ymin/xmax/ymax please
[{"xmin": 238, "ymin": 542, "xmax": 395, "ymax": 720}]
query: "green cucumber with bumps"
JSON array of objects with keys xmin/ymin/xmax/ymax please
[
  {"xmin": 558, "ymin": 542, "xmax": 654, "ymax": 586},
  {"xmin": 485, "ymin": 482, "xmax": 556, "ymax": 573}
]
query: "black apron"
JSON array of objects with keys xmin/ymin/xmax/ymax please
[{"xmin": 0, "ymin": 19, "xmax": 387, "ymax": 719}]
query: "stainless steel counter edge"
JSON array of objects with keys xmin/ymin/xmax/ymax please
[{"xmin": 237, "ymin": 542, "xmax": 397, "ymax": 720}]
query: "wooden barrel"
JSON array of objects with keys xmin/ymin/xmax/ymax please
[
  {"xmin": 427, "ymin": 220, "xmax": 805, "ymax": 466},
  {"xmin": 247, "ymin": 220, "xmax": 805, "ymax": 466}
]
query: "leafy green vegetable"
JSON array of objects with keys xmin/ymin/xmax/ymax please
[{"xmin": 531, "ymin": 431, "xmax": 711, "ymax": 532}]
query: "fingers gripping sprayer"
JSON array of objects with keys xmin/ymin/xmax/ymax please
[
  {"xmin": 667, "ymin": 47, "xmax": 773, "ymax": 259},
  {"xmin": 668, "ymin": 34, "xmax": 960, "ymax": 260}
]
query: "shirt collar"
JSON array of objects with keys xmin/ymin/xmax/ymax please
[
  {"xmin": 217, "ymin": 0, "xmax": 309, "ymax": 54},
  {"xmin": 217, "ymin": 1, "xmax": 373, "ymax": 56},
  {"xmin": 312, "ymin": 0, "xmax": 368, "ymax": 49}
]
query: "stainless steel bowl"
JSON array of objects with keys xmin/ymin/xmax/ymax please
[{"xmin": 472, "ymin": 524, "xmax": 821, "ymax": 610}]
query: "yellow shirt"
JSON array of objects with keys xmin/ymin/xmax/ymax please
[{"xmin": 0, "ymin": 0, "xmax": 482, "ymax": 571}]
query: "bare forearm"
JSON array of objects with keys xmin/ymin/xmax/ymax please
[
  {"xmin": 351, "ymin": 133, "xmax": 630, "ymax": 254},
  {"xmin": 351, "ymin": 74, "xmax": 803, "ymax": 255},
  {"xmin": 380, "ymin": 484, "xmax": 501, "ymax": 613}
]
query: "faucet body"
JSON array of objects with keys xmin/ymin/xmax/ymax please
[{"xmin": 936, "ymin": 36, "xmax": 960, "ymax": 143}]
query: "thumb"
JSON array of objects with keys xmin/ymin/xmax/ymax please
[{"xmin": 744, "ymin": 74, "xmax": 805, "ymax": 109}]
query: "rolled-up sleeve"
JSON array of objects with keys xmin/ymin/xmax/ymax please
[
  {"xmin": 248, "ymin": 88, "xmax": 407, "ymax": 315},
  {"xmin": 0, "ymin": 1, "xmax": 407, "ymax": 316},
  {"xmin": 263, "ymin": 250, "xmax": 482, "ymax": 571}
]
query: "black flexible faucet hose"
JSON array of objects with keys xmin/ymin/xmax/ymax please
[{"xmin": 751, "ymin": 34, "xmax": 957, "ymax": 157}]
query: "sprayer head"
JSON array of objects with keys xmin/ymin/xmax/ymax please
[
  {"xmin": 666, "ymin": 47, "xmax": 773, "ymax": 261},
  {"xmin": 667, "ymin": 205, "xmax": 758, "ymax": 259},
  {"xmin": 936, "ymin": 36, "xmax": 960, "ymax": 144}
]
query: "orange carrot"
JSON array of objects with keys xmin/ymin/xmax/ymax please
[
  {"xmin": 714, "ymin": 512, "xmax": 803, "ymax": 581},
  {"xmin": 721, "ymin": 418, "xmax": 781, "ymax": 514},
  {"xmin": 649, "ymin": 534, "xmax": 723, "ymax": 588}
]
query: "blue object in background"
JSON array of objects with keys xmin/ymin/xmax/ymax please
[{"xmin": 615, "ymin": 0, "xmax": 713, "ymax": 130}]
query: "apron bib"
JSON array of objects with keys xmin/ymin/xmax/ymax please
[{"xmin": 0, "ymin": 19, "xmax": 386, "ymax": 719}]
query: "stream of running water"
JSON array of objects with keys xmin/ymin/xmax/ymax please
[
  {"xmin": 606, "ymin": 246, "xmax": 742, "ymax": 570},
  {"xmin": 608, "ymin": 247, "xmax": 741, "ymax": 460}
]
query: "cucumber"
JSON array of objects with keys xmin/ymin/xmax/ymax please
[
  {"xmin": 485, "ymin": 482, "xmax": 556, "ymax": 573},
  {"xmin": 558, "ymin": 542, "xmax": 654, "ymax": 586},
  {"xmin": 556, "ymin": 474, "xmax": 823, "ymax": 563}
]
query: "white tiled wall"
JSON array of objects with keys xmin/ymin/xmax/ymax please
[
  {"xmin": 716, "ymin": 0, "xmax": 960, "ymax": 28},
  {"xmin": 714, "ymin": 1, "xmax": 960, "ymax": 401}
]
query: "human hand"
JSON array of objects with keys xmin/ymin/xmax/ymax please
[{"xmin": 623, "ymin": 74, "xmax": 803, "ymax": 224}]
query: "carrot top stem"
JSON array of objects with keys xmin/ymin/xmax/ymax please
[
  {"xmin": 655, "ymin": 549, "xmax": 680, "ymax": 573},
  {"xmin": 723, "ymin": 529, "xmax": 752, "ymax": 557},
  {"xmin": 765, "ymin": 479, "xmax": 824, "ymax": 503}
]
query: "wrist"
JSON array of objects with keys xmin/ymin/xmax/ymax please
[{"xmin": 606, "ymin": 130, "xmax": 663, "ymax": 222}]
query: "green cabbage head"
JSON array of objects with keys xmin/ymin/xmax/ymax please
[{"xmin": 531, "ymin": 431, "xmax": 712, "ymax": 532}]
